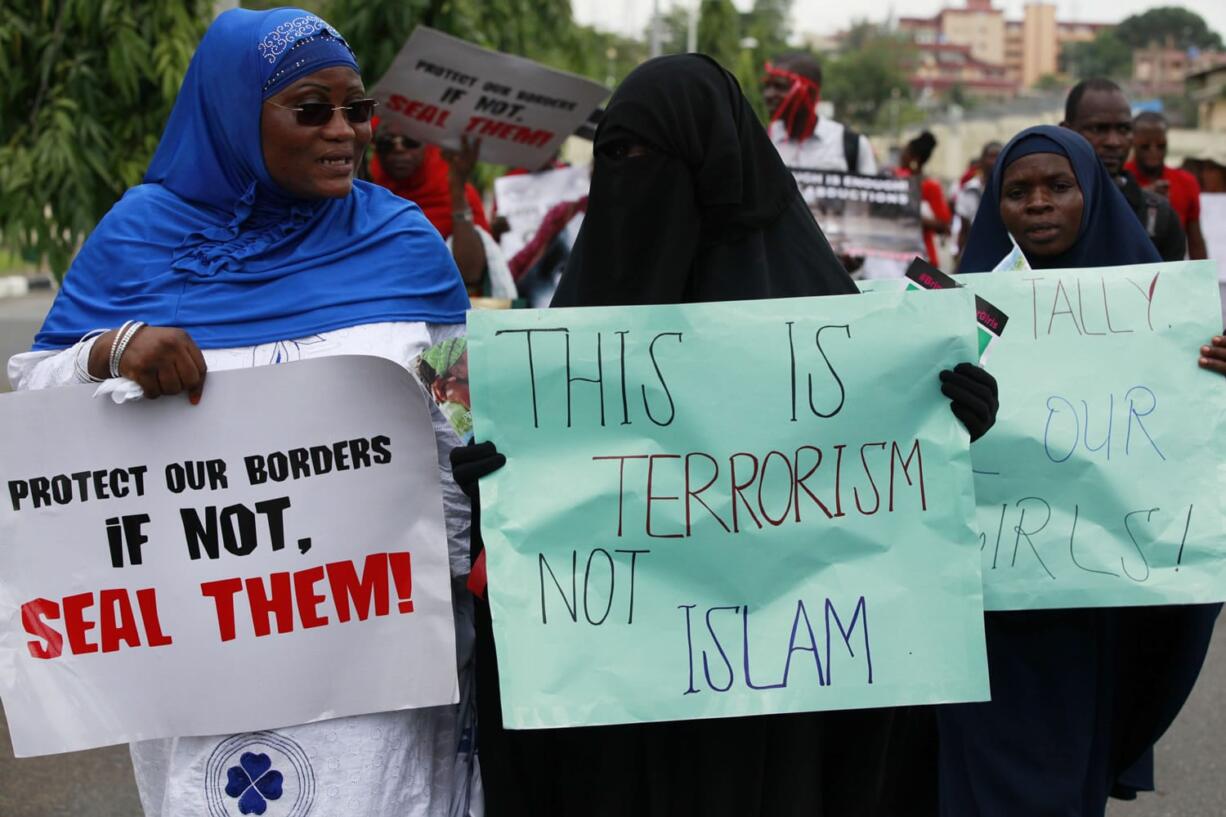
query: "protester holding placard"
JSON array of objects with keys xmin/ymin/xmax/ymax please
[
  {"xmin": 369, "ymin": 119, "xmax": 515, "ymax": 299},
  {"xmin": 8, "ymin": 8, "xmax": 480, "ymax": 816},
  {"xmin": 454, "ymin": 53, "xmax": 999, "ymax": 817},
  {"xmin": 950, "ymin": 124, "xmax": 1225, "ymax": 816}
]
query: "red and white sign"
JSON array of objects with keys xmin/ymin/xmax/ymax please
[
  {"xmin": 372, "ymin": 27, "xmax": 608, "ymax": 168},
  {"xmin": 0, "ymin": 356, "xmax": 457, "ymax": 756}
]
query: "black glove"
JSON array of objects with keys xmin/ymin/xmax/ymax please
[
  {"xmin": 939, "ymin": 362, "xmax": 999, "ymax": 443},
  {"xmin": 450, "ymin": 440, "xmax": 506, "ymax": 502}
]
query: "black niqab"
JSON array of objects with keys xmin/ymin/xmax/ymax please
[
  {"xmin": 478, "ymin": 56, "xmax": 896, "ymax": 817},
  {"xmin": 551, "ymin": 53, "xmax": 856, "ymax": 307}
]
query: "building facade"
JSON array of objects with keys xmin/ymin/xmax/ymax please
[{"xmin": 900, "ymin": 0, "xmax": 1108, "ymax": 92}]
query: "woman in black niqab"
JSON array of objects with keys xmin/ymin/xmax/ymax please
[
  {"xmin": 462, "ymin": 55, "xmax": 995, "ymax": 817},
  {"xmin": 552, "ymin": 53, "xmax": 858, "ymax": 306},
  {"xmin": 472, "ymin": 55, "xmax": 888, "ymax": 817}
]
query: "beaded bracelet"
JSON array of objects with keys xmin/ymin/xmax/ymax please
[{"xmin": 109, "ymin": 321, "xmax": 145, "ymax": 379}]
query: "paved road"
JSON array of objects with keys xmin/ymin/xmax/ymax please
[
  {"xmin": 0, "ymin": 292, "xmax": 1222, "ymax": 815},
  {"xmin": 0, "ymin": 291, "xmax": 54, "ymax": 392}
]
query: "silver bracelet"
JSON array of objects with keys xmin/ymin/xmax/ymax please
[
  {"xmin": 108, "ymin": 321, "xmax": 135, "ymax": 379},
  {"xmin": 73, "ymin": 329, "xmax": 109, "ymax": 384},
  {"xmin": 109, "ymin": 321, "xmax": 145, "ymax": 379}
]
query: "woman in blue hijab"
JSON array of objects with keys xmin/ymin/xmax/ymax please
[
  {"xmin": 10, "ymin": 9, "xmax": 478, "ymax": 816},
  {"xmin": 946, "ymin": 125, "xmax": 1223, "ymax": 815}
]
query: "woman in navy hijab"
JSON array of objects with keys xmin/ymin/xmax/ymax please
[
  {"xmin": 948, "ymin": 125, "xmax": 1223, "ymax": 815},
  {"xmin": 10, "ymin": 9, "xmax": 478, "ymax": 816}
]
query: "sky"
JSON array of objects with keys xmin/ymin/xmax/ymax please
[{"xmin": 571, "ymin": 0, "xmax": 1226, "ymax": 44}]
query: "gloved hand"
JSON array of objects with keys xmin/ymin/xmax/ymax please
[
  {"xmin": 939, "ymin": 362, "xmax": 999, "ymax": 443},
  {"xmin": 450, "ymin": 441, "xmax": 506, "ymax": 597},
  {"xmin": 450, "ymin": 440, "xmax": 506, "ymax": 501}
]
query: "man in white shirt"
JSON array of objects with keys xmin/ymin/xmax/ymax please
[{"xmin": 762, "ymin": 54, "xmax": 878, "ymax": 175}]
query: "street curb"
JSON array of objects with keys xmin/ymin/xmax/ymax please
[{"xmin": 0, "ymin": 275, "xmax": 54, "ymax": 299}]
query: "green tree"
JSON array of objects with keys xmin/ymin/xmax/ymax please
[
  {"xmin": 1059, "ymin": 30, "xmax": 1131, "ymax": 80},
  {"xmin": 696, "ymin": 0, "xmax": 743, "ymax": 70},
  {"xmin": 0, "ymin": 2, "xmax": 211, "ymax": 276},
  {"xmin": 1114, "ymin": 6, "xmax": 1223, "ymax": 50},
  {"xmin": 822, "ymin": 28, "xmax": 914, "ymax": 131}
]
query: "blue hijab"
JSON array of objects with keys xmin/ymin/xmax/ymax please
[
  {"xmin": 957, "ymin": 125, "xmax": 1160, "ymax": 273},
  {"xmin": 34, "ymin": 8, "xmax": 469, "ymax": 351}
]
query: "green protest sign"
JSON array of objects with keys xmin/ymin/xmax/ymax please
[
  {"xmin": 467, "ymin": 290, "xmax": 989, "ymax": 729},
  {"xmin": 955, "ymin": 260, "xmax": 1226, "ymax": 610}
]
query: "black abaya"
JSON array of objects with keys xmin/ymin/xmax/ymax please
[{"xmin": 476, "ymin": 55, "xmax": 894, "ymax": 817}]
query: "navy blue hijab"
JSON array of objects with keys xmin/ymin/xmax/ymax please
[
  {"xmin": 958, "ymin": 125, "xmax": 1160, "ymax": 273},
  {"xmin": 35, "ymin": 8, "xmax": 469, "ymax": 351}
]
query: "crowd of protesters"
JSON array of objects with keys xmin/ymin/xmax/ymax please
[{"xmin": 9, "ymin": 7, "xmax": 1226, "ymax": 817}]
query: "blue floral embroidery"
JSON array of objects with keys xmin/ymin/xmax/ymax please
[{"xmin": 224, "ymin": 752, "xmax": 284, "ymax": 815}]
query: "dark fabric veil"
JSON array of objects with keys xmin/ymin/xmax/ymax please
[
  {"xmin": 477, "ymin": 56, "xmax": 896, "ymax": 817},
  {"xmin": 957, "ymin": 125, "xmax": 1160, "ymax": 272},
  {"xmin": 552, "ymin": 53, "xmax": 856, "ymax": 307},
  {"xmin": 941, "ymin": 124, "xmax": 1217, "ymax": 815}
]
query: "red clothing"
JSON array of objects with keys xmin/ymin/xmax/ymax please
[
  {"xmin": 369, "ymin": 145, "xmax": 489, "ymax": 239},
  {"xmin": 897, "ymin": 168, "xmax": 952, "ymax": 265},
  {"xmin": 1125, "ymin": 161, "xmax": 1202, "ymax": 229}
]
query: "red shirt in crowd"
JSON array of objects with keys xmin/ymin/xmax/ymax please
[
  {"xmin": 897, "ymin": 168, "xmax": 952, "ymax": 265},
  {"xmin": 1124, "ymin": 161, "xmax": 1202, "ymax": 229}
]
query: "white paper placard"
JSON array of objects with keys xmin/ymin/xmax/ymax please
[
  {"xmin": 0, "ymin": 355, "xmax": 457, "ymax": 756},
  {"xmin": 372, "ymin": 27, "xmax": 608, "ymax": 168},
  {"xmin": 494, "ymin": 164, "xmax": 590, "ymax": 259}
]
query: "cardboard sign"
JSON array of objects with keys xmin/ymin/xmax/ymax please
[
  {"xmin": 372, "ymin": 27, "xmax": 608, "ymax": 167},
  {"xmin": 791, "ymin": 169, "xmax": 925, "ymax": 260},
  {"xmin": 494, "ymin": 164, "xmax": 590, "ymax": 259},
  {"xmin": 0, "ymin": 356, "xmax": 458, "ymax": 756},
  {"xmin": 467, "ymin": 290, "xmax": 989, "ymax": 729},
  {"xmin": 963, "ymin": 261, "xmax": 1226, "ymax": 609}
]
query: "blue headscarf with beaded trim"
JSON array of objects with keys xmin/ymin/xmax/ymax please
[{"xmin": 34, "ymin": 7, "xmax": 469, "ymax": 351}]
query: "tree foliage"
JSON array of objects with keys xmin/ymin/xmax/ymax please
[
  {"xmin": 822, "ymin": 27, "xmax": 914, "ymax": 131},
  {"xmin": 1113, "ymin": 6, "xmax": 1223, "ymax": 50},
  {"xmin": 0, "ymin": 1, "xmax": 211, "ymax": 276}
]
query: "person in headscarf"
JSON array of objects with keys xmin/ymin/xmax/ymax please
[
  {"xmin": 9, "ymin": 9, "xmax": 479, "ymax": 816},
  {"xmin": 451, "ymin": 54, "xmax": 999, "ymax": 817},
  {"xmin": 370, "ymin": 121, "xmax": 514, "ymax": 299},
  {"xmin": 949, "ymin": 124, "xmax": 1224, "ymax": 816}
]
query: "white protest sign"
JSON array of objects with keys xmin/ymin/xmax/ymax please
[
  {"xmin": 371, "ymin": 27, "xmax": 608, "ymax": 168},
  {"xmin": 0, "ymin": 356, "xmax": 457, "ymax": 757},
  {"xmin": 494, "ymin": 164, "xmax": 590, "ymax": 259}
]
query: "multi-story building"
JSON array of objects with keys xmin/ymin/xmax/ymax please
[
  {"xmin": 1134, "ymin": 43, "xmax": 1226, "ymax": 98},
  {"xmin": 899, "ymin": 0, "xmax": 1109, "ymax": 92},
  {"xmin": 909, "ymin": 42, "xmax": 1018, "ymax": 100}
]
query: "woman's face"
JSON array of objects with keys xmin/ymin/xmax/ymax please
[
  {"xmin": 999, "ymin": 152, "xmax": 1084, "ymax": 258},
  {"xmin": 373, "ymin": 124, "xmax": 427, "ymax": 181},
  {"xmin": 261, "ymin": 66, "xmax": 371, "ymax": 199}
]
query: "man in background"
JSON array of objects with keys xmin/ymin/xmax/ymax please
[
  {"xmin": 762, "ymin": 53, "xmax": 877, "ymax": 175},
  {"xmin": 954, "ymin": 141, "xmax": 1003, "ymax": 263},
  {"xmin": 1062, "ymin": 78, "xmax": 1186, "ymax": 262},
  {"xmin": 1126, "ymin": 111, "xmax": 1208, "ymax": 260}
]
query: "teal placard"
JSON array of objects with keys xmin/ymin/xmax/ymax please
[
  {"xmin": 467, "ymin": 289, "xmax": 989, "ymax": 729},
  {"xmin": 958, "ymin": 260, "xmax": 1226, "ymax": 610}
]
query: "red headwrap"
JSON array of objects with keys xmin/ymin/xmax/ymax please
[
  {"xmin": 764, "ymin": 61, "xmax": 821, "ymax": 142},
  {"xmin": 368, "ymin": 117, "xmax": 489, "ymax": 239}
]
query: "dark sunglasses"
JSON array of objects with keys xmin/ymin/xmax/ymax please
[
  {"xmin": 267, "ymin": 98, "xmax": 377, "ymax": 127},
  {"xmin": 374, "ymin": 133, "xmax": 423, "ymax": 152}
]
